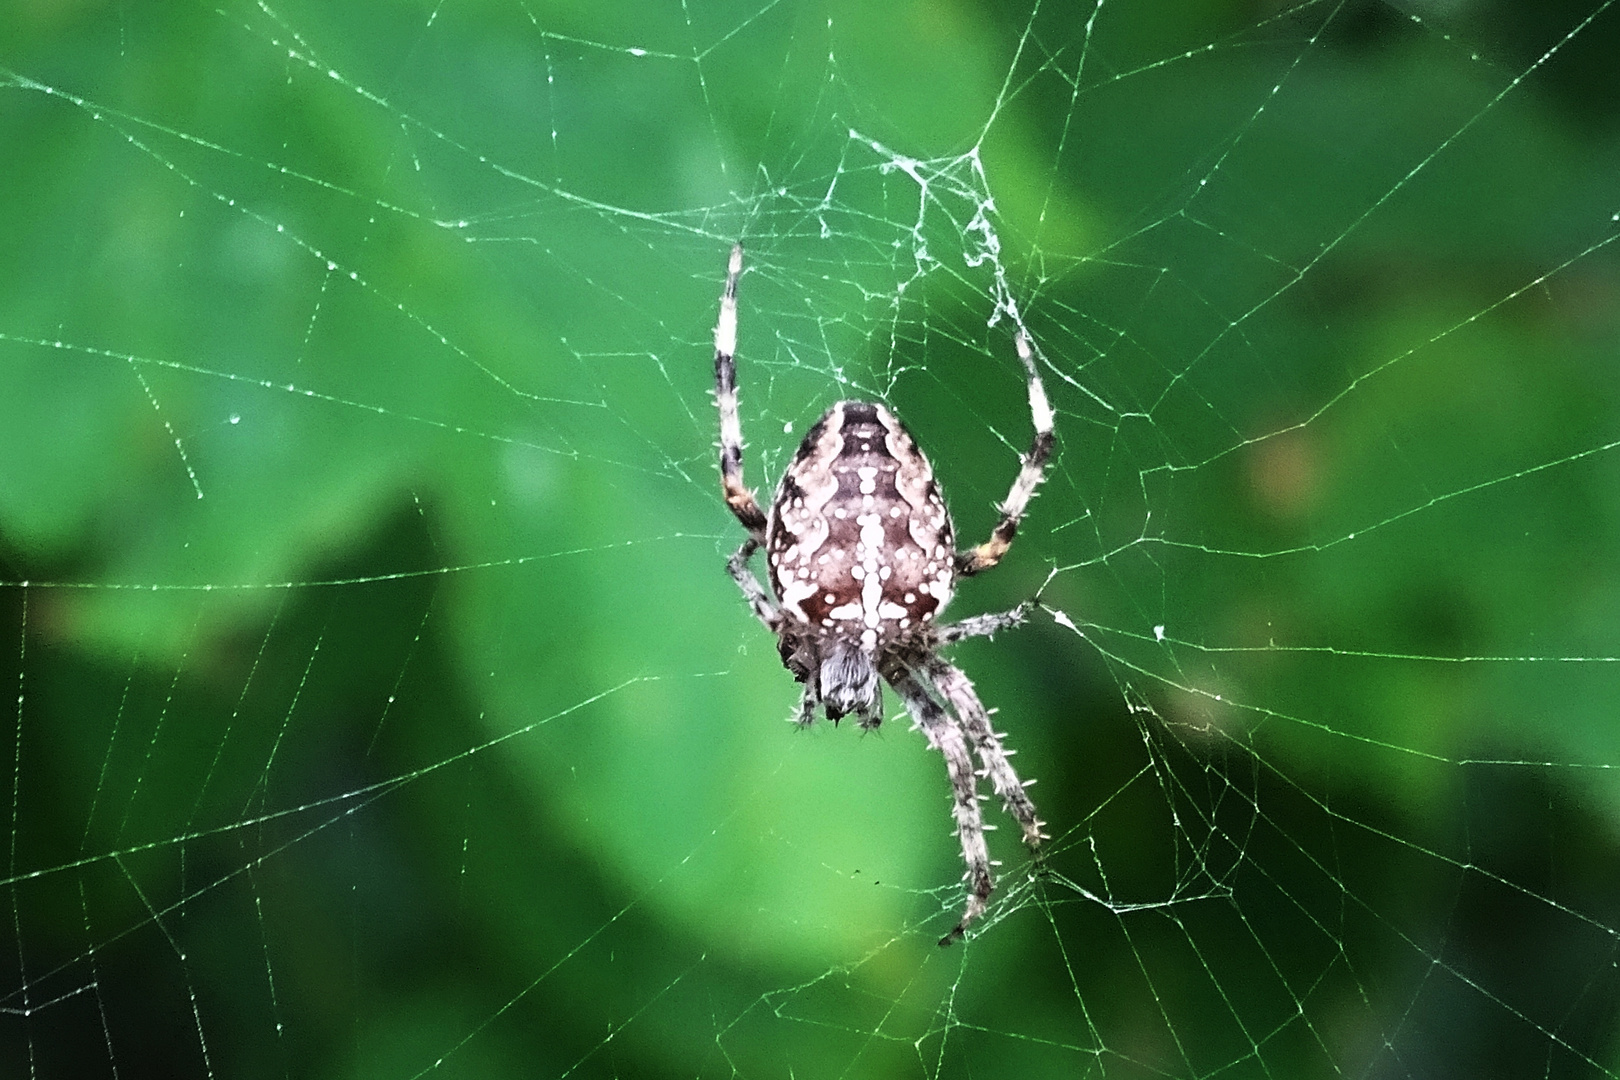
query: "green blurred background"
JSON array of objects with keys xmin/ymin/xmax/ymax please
[{"xmin": 4, "ymin": 0, "xmax": 1620, "ymax": 1076}]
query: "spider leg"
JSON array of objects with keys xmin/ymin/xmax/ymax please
[
  {"xmin": 792, "ymin": 684, "xmax": 818, "ymax": 727},
  {"xmin": 956, "ymin": 329, "xmax": 1054, "ymax": 577},
  {"xmin": 890, "ymin": 669, "xmax": 992, "ymax": 945},
  {"xmin": 935, "ymin": 601, "xmax": 1031, "ymax": 645},
  {"xmin": 714, "ymin": 243, "xmax": 768, "ymax": 540},
  {"xmin": 924, "ymin": 657, "xmax": 1046, "ymax": 851},
  {"xmin": 727, "ymin": 538, "xmax": 781, "ymax": 632},
  {"xmin": 856, "ymin": 684, "xmax": 883, "ymax": 731}
]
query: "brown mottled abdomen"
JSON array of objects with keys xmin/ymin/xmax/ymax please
[{"xmin": 766, "ymin": 401, "xmax": 957, "ymax": 652}]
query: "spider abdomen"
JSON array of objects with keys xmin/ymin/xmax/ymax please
[{"xmin": 765, "ymin": 401, "xmax": 957, "ymax": 652}]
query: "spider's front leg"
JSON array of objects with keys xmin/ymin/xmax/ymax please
[
  {"xmin": 891, "ymin": 670, "xmax": 993, "ymax": 945},
  {"xmin": 714, "ymin": 243, "xmax": 767, "ymax": 540},
  {"xmin": 956, "ymin": 330, "xmax": 1054, "ymax": 577}
]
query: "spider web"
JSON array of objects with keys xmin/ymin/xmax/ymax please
[{"xmin": 4, "ymin": 0, "xmax": 1620, "ymax": 1075}]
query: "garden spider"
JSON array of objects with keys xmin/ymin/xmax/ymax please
[{"xmin": 713, "ymin": 244, "xmax": 1053, "ymax": 943}]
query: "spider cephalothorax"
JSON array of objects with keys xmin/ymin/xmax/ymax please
[{"xmin": 712, "ymin": 244, "xmax": 1053, "ymax": 942}]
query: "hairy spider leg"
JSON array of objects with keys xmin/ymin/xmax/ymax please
[
  {"xmin": 792, "ymin": 685, "xmax": 818, "ymax": 727},
  {"xmin": 890, "ymin": 669, "xmax": 993, "ymax": 944},
  {"xmin": 726, "ymin": 537, "xmax": 781, "ymax": 631},
  {"xmin": 955, "ymin": 330, "xmax": 1055, "ymax": 577},
  {"xmin": 935, "ymin": 601, "xmax": 1032, "ymax": 645},
  {"xmin": 925, "ymin": 656, "xmax": 1046, "ymax": 849},
  {"xmin": 714, "ymin": 243, "xmax": 767, "ymax": 538}
]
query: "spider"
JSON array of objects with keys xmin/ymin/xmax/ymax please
[{"xmin": 712, "ymin": 244, "xmax": 1055, "ymax": 943}]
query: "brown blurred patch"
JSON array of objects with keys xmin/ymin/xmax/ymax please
[{"xmin": 1246, "ymin": 428, "xmax": 1321, "ymax": 522}]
